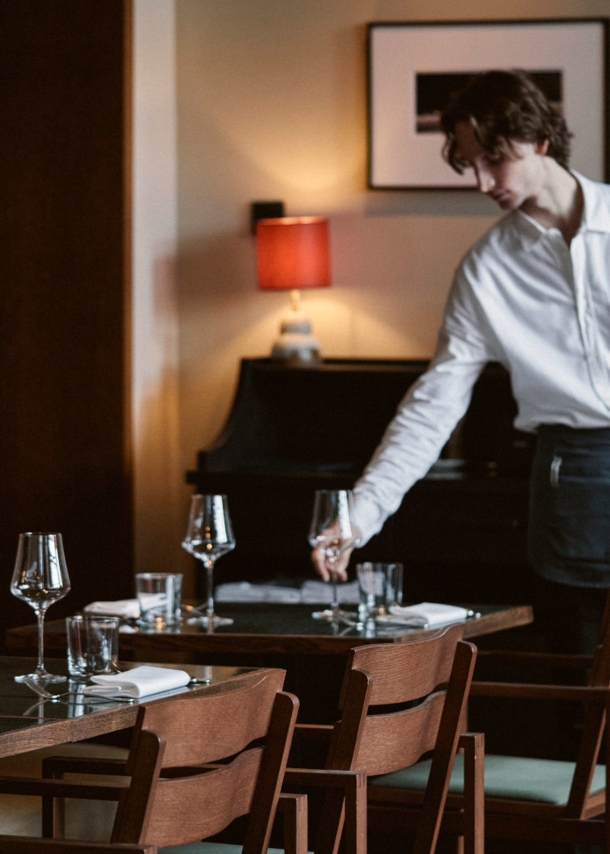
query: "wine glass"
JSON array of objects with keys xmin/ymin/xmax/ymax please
[
  {"xmin": 308, "ymin": 489, "xmax": 360, "ymax": 623},
  {"xmin": 181, "ymin": 494, "xmax": 236, "ymax": 631},
  {"xmin": 10, "ymin": 532, "xmax": 71, "ymax": 683}
]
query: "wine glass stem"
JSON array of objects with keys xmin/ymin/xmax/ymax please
[
  {"xmin": 35, "ymin": 609, "xmax": 46, "ymax": 676},
  {"xmin": 328, "ymin": 553, "xmax": 340, "ymax": 617},
  {"xmin": 330, "ymin": 578, "xmax": 339, "ymax": 612},
  {"xmin": 205, "ymin": 561, "xmax": 215, "ymax": 623}
]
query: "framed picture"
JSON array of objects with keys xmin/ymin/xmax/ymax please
[{"xmin": 367, "ymin": 19, "xmax": 609, "ymax": 189}]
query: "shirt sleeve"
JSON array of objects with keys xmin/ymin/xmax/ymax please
[{"xmin": 352, "ymin": 267, "xmax": 496, "ymax": 545}]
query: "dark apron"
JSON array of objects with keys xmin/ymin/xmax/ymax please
[{"xmin": 528, "ymin": 424, "xmax": 610, "ymax": 588}]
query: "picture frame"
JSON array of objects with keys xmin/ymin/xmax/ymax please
[{"xmin": 367, "ymin": 19, "xmax": 609, "ymax": 190}]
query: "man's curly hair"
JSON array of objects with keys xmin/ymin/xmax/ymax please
[{"xmin": 441, "ymin": 69, "xmax": 572, "ymax": 173}]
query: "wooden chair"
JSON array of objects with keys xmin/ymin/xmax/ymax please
[
  {"xmin": 0, "ymin": 668, "xmax": 306, "ymax": 854},
  {"xmin": 367, "ymin": 601, "xmax": 610, "ymax": 851},
  {"xmin": 0, "ymin": 842, "xmax": 152, "ymax": 853},
  {"xmin": 285, "ymin": 622, "xmax": 482, "ymax": 854}
]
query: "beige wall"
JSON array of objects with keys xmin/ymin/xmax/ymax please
[
  {"xmin": 132, "ymin": 0, "xmax": 183, "ymax": 578},
  {"xmin": 134, "ymin": 0, "xmax": 609, "ymax": 589}
]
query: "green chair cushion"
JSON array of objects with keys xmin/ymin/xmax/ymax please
[
  {"xmin": 369, "ymin": 754, "xmax": 606, "ymax": 805},
  {"xmin": 161, "ymin": 846, "xmax": 307, "ymax": 853}
]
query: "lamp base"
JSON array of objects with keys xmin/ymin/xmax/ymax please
[{"xmin": 271, "ymin": 312, "xmax": 321, "ymax": 364}]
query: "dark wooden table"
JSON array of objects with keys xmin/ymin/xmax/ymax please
[
  {"xmin": 7, "ymin": 603, "xmax": 533, "ymax": 724},
  {"xmin": 0, "ymin": 656, "xmax": 279, "ymax": 759}
]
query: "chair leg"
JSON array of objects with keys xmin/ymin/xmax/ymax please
[
  {"xmin": 315, "ymin": 788, "xmax": 345, "ymax": 854},
  {"xmin": 314, "ymin": 771, "xmax": 367, "ymax": 854},
  {"xmin": 277, "ymin": 793, "xmax": 308, "ymax": 854},
  {"xmin": 284, "ymin": 768, "xmax": 366, "ymax": 854},
  {"xmin": 41, "ymin": 767, "xmax": 65, "ymax": 840},
  {"xmin": 460, "ymin": 733, "xmax": 484, "ymax": 854},
  {"xmin": 343, "ymin": 771, "xmax": 367, "ymax": 854},
  {"xmin": 41, "ymin": 795, "xmax": 65, "ymax": 840}
]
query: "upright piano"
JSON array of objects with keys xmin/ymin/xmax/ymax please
[{"xmin": 186, "ymin": 358, "xmax": 535, "ymax": 604}]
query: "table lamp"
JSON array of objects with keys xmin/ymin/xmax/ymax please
[{"xmin": 256, "ymin": 216, "xmax": 330, "ymax": 364}]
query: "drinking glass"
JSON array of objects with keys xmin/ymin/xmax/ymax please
[
  {"xmin": 308, "ymin": 489, "xmax": 360, "ymax": 623},
  {"xmin": 10, "ymin": 532, "xmax": 71, "ymax": 683},
  {"xmin": 181, "ymin": 494, "xmax": 236, "ymax": 630}
]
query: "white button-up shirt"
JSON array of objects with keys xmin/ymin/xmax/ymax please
[{"xmin": 353, "ymin": 172, "xmax": 610, "ymax": 545}]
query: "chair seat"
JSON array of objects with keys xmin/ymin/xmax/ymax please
[
  {"xmin": 160, "ymin": 846, "xmax": 308, "ymax": 853},
  {"xmin": 370, "ymin": 754, "xmax": 606, "ymax": 806}
]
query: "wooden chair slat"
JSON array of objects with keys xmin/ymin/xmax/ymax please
[
  {"xmin": 135, "ymin": 668, "xmax": 286, "ymax": 768},
  {"xmin": 341, "ymin": 623, "xmax": 464, "ymax": 708},
  {"xmin": 355, "ymin": 692, "xmax": 445, "ymax": 774},
  {"xmin": 143, "ymin": 748, "xmax": 262, "ymax": 846}
]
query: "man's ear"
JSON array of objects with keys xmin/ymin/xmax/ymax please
[{"xmin": 537, "ymin": 138, "xmax": 550, "ymax": 156}]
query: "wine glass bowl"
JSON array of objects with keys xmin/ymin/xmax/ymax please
[
  {"xmin": 182, "ymin": 494, "xmax": 236, "ymax": 631},
  {"xmin": 308, "ymin": 489, "xmax": 360, "ymax": 623},
  {"xmin": 10, "ymin": 532, "xmax": 71, "ymax": 683}
]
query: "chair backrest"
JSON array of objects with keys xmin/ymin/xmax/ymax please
[
  {"xmin": 316, "ymin": 623, "xmax": 477, "ymax": 854},
  {"xmin": 566, "ymin": 589, "xmax": 610, "ymax": 816},
  {"xmin": 111, "ymin": 668, "xmax": 299, "ymax": 852}
]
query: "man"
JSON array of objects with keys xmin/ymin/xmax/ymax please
[{"xmin": 313, "ymin": 69, "xmax": 610, "ymax": 655}]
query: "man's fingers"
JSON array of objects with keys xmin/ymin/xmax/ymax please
[
  {"xmin": 331, "ymin": 561, "xmax": 349, "ymax": 582},
  {"xmin": 311, "ymin": 548, "xmax": 330, "ymax": 581},
  {"xmin": 311, "ymin": 546, "xmax": 354, "ymax": 582}
]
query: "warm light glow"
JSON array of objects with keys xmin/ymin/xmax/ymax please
[{"xmin": 256, "ymin": 216, "xmax": 331, "ymax": 290}]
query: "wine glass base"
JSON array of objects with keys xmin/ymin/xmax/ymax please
[
  {"xmin": 15, "ymin": 671, "xmax": 67, "ymax": 684},
  {"xmin": 311, "ymin": 608, "xmax": 336, "ymax": 621},
  {"xmin": 311, "ymin": 608, "xmax": 357, "ymax": 624}
]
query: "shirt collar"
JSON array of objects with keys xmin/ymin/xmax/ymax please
[
  {"xmin": 512, "ymin": 210, "xmax": 547, "ymax": 250},
  {"xmin": 512, "ymin": 170, "xmax": 610, "ymax": 250},
  {"xmin": 573, "ymin": 170, "xmax": 610, "ymax": 234}
]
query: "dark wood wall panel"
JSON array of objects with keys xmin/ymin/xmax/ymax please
[{"xmin": 0, "ymin": 0, "xmax": 132, "ymax": 638}]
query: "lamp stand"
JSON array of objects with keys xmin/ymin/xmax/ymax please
[{"xmin": 271, "ymin": 289, "xmax": 321, "ymax": 364}]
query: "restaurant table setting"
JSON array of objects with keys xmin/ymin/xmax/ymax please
[
  {"xmin": 6, "ymin": 501, "xmax": 494, "ymax": 690},
  {"xmin": 5, "ymin": 521, "xmax": 525, "ymax": 740},
  {"xmin": 6, "ymin": 529, "xmax": 222, "ymax": 707},
  {"xmin": 78, "ymin": 489, "xmax": 462, "ymax": 635},
  {"xmin": 113, "ymin": 491, "xmax": 468, "ymax": 634},
  {"xmin": 0, "ymin": 656, "xmax": 276, "ymax": 766}
]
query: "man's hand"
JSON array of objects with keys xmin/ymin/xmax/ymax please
[
  {"xmin": 310, "ymin": 519, "xmax": 361, "ymax": 582},
  {"xmin": 311, "ymin": 545, "xmax": 353, "ymax": 582}
]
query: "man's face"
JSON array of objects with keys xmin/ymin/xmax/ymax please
[{"xmin": 453, "ymin": 121, "xmax": 549, "ymax": 211}]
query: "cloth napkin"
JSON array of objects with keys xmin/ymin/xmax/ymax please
[
  {"xmin": 300, "ymin": 580, "xmax": 360, "ymax": 604},
  {"xmin": 84, "ymin": 599, "xmax": 140, "ymax": 618},
  {"xmin": 377, "ymin": 602, "xmax": 469, "ymax": 628},
  {"xmin": 214, "ymin": 580, "xmax": 361, "ymax": 604},
  {"xmin": 215, "ymin": 582, "xmax": 302, "ymax": 603},
  {"xmin": 83, "ymin": 665, "xmax": 191, "ymax": 699}
]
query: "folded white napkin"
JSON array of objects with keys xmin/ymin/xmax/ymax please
[
  {"xmin": 83, "ymin": 665, "xmax": 191, "ymax": 699},
  {"xmin": 300, "ymin": 580, "xmax": 360, "ymax": 604},
  {"xmin": 84, "ymin": 599, "xmax": 140, "ymax": 618},
  {"xmin": 377, "ymin": 602, "xmax": 469, "ymax": 628},
  {"xmin": 215, "ymin": 582, "xmax": 302, "ymax": 603},
  {"xmin": 214, "ymin": 580, "xmax": 361, "ymax": 604}
]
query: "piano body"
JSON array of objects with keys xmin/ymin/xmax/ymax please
[{"xmin": 186, "ymin": 358, "xmax": 535, "ymax": 604}]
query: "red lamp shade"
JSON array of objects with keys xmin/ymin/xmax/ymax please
[{"xmin": 256, "ymin": 216, "xmax": 330, "ymax": 290}]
